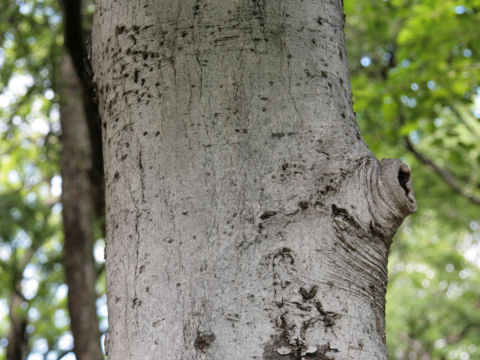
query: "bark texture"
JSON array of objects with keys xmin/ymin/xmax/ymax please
[
  {"xmin": 92, "ymin": 1, "xmax": 416, "ymax": 359},
  {"xmin": 60, "ymin": 55, "xmax": 103, "ymax": 360}
]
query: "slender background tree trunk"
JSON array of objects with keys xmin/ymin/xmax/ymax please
[
  {"xmin": 60, "ymin": 0, "xmax": 104, "ymax": 216},
  {"xmin": 6, "ymin": 291, "xmax": 27, "ymax": 360},
  {"xmin": 92, "ymin": 0, "xmax": 416, "ymax": 358},
  {"xmin": 60, "ymin": 55, "xmax": 103, "ymax": 360}
]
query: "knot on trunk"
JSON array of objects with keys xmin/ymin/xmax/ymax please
[
  {"xmin": 371, "ymin": 158, "xmax": 417, "ymax": 240},
  {"xmin": 330, "ymin": 157, "xmax": 416, "ymax": 245},
  {"xmin": 378, "ymin": 158, "xmax": 417, "ymax": 216}
]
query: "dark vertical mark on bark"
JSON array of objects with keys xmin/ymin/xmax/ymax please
[{"xmin": 194, "ymin": 331, "xmax": 216, "ymax": 352}]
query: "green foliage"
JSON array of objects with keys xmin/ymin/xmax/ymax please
[{"xmin": 345, "ymin": 0, "xmax": 480, "ymax": 358}]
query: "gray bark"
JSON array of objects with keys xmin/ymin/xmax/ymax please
[
  {"xmin": 92, "ymin": 1, "xmax": 416, "ymax": 359},
  {"xmin": 60, "ymin": 55, "xmax": 104, "ymax": 360}
]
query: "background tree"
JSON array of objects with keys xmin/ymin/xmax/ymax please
[
  {"xmin": 59, "ymin": 0, "xmax": 105, "ymax": 358},
  {"xmin": 0, "ymin": 1, "xmax": 106, "ymax": 359},
  {"xmin": 59, "ymin": 54, "xmax": 103, "ymax": 360}
]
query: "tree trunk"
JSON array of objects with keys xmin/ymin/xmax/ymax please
[
  {"xmin": 92, "ymin": 1, "xmax": 416, "ymax": 359},
  {"xmin": 6, "ymin": 291, "xmax": 27, "ymax": 360},
  {"xmin": 60, "ymin": 55, "xmax": 104, "ymax": 360}
]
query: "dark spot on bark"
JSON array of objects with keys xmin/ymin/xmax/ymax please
[
  {"xmin": 194, "ymin": 331, "xmax": 215, "ymax": 351},
  {"xmin": 132, "ymin": 297, "xmax": 141, "ymax": 308},
  {"xmin": 316, "ymin": 343, "xmax": 339, "ymax": 359},
  {"xmin": 129, "ymin": 34, "xmax": 137, "ymax": 45},
  {"xmin": 260, "ymin": 210, "xmax": 277, "ymax": 220},
  {"xmin": 314, "ymin": 300, "xmax": 341, "ymax": 329},
  {"xmin": 293, "ymin": 301, "xmax": 312, "ymax": 311},
  {"xmin": 114, "ymin": 172, "xmax": 120, "ymax": 180},
  {"xmin": 299, "ymin": 285, "xmax": 317, "ymax": 300},
  {"xmin": 314, "ymin": 300, "xmax": 325, "ymax": 315},
  {"xmin": 263, "ymin": 334, "xmax": 295, "ymax": 359},
  {"xmin": 272, "ymin": 247, "xmax": 294, "ymax": 266},
  {"xmin": 323, "ymin": 313, "xmax": 339, "ymax": 328},
  {"xmin": 272, "ymin": 132, "xmax": 285, "ymax": 138},
  {"xmin": 298, "ymin": 201, "xmax": 309, "ymax": 210},
  {"xmin": 115, "ymin": 25, "xmax": 126, "ymax": 35},
  {"xmin": 331, "ymin": 204, "xmax": 360, "ymax": 229},
  {"xmin": 193, "ymin": 4, "xmax": 200, "ymax": 16}
]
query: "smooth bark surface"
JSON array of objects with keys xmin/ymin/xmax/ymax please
[
  {"xmin": 92, "ymin": 1, "xmax": 416, "ymax": 359},
  {"xmin": 60, "ymin": 56, "xmax": 103, "ymax": 360}
]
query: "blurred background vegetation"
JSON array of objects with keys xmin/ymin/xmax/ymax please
[{"xmin": 0, "ymin": 0, "xmax": 478, "ymax": 359}]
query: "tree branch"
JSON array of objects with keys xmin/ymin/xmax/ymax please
[
  {"xmin": 56, "ymin": 349, "xmax": 74, "ymax": 360},
  {"xmin": 404, "ymin": 136, "xmax": 480, "ymax": 207},
  {"xmin": 449, "ymin": 105, "xmax": 480, "ymax": 141}
]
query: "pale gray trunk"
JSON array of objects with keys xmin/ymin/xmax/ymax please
[{"xmin": 92, "ymin": 1, "xmax": 416, "ymax": 359}]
